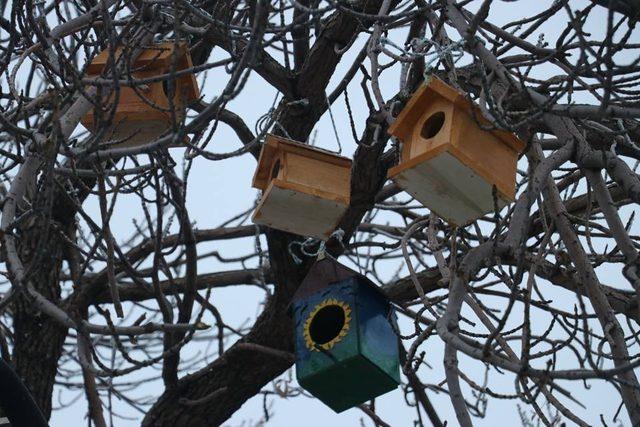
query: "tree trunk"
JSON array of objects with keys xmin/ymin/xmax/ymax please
[
  {"xmin": 12, "ymin": 225, "xmax": 68, "ymax": 419},
  {"xmin": 10, "ymin": 163, "xmax": 95, "ymax": 419},
  {"xmin": 142, "ymin": 230, "xmax": 304, "ymax": 427}
]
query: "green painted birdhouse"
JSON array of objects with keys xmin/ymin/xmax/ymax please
[{"xmin": 290, "ymin": 256, "xmax": 400, "ymax": 412}]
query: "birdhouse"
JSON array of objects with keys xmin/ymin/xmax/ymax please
[
  {"xmin": 252, "ymin": 135, "xmax": 352, "ymax": 240},
  {"xmin": 290, "ymin": 256, "xmax": 400, "ymax": 412},
  {"xmin": 388, "ymin": 77, "xmax": 525, "ymax": 225},
  {"xmin": 81, "ymin": 42, "xmax": 199, "ymax": 147}
]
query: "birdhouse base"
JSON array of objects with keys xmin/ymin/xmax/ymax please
[
  {"xmin": 106, "ymin": 119, "xmax": 170, "ymax": 148},
  {"xmin": 252, "ymin": 180, "xmax": 348, "ymax": 240},
  {"xmin": 85, "ymin": 119, "xmax": 187, "ymax": 149},
  {"xmin": 299, "ymin": 353, "xmax": 399, "ymax": 413},
  {"xmin": 390, "ymin": 147, "xmax": 510, "ymax": 225}
]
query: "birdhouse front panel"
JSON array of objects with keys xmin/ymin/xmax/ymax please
[
  {"xmin": 403, "ymin": 98, "xmax": 454, "ymax": 161},
  {"xmin": 388, "ymin": 77, "xmax": 525, "ymax": 225},
  {"xmin": 252, "ymin": 135, "xmax": 351, "ymax": 240},
  {"xmin": 292, "ymin": 276, "xmax": 400, "ymax": 413},
  {"xmin": 81, "ymin": 42, "xmax": 199, "ymax": 148}
]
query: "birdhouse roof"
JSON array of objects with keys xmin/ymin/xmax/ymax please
[
  {"xmin": 291, "ymin": 255, "xmax": 385, "ymax": 304},
  {"xmin": 388, "ymin": 77, "xmax": 525, "ymax": 153},
  {"xmin": 86, "ymin": 42, "xmax": 191, "ymax": 75},
  {"xmin": 252, "ymin": 134, "xmax": 352, "ymax": 190}
]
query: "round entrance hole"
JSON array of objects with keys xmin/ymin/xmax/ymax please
[
  {"xmin": 308, "ymin": 304, "xmax": 346, "ymax": 345},
  {"xmin": 420, "ymin": 111, "xmax": 445, "ymax": 139}
]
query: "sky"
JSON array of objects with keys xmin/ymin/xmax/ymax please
[{"xmin": 2, "ymin": 0, "xmax": 636, "ymax": 425}]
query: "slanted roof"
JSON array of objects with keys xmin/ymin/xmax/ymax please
[
  {"xmin": 252, "ymin": 134, "xmax": 352, "ymax": 191},
  {"xmin": 388, "ymin": 77, "xmax": 525, "ymax": 153},
  {"xmin": 291, "ymin": 255, "xmax": 385, "ymax": 304},
  {"xmin": 86, "ymin": 42, "xmax": 189, "ymax": 75}
]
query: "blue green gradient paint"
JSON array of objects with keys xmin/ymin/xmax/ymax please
[{"xmin": 291, "ymin": 275, "xmax": 400, "ymax": 413}]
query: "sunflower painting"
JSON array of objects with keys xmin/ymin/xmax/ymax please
[{"xmin": 303, "ymin": 298, "xmax": 352, "ymax": 352}]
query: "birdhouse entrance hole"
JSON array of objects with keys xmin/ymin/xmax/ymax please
[
  {"xmin": 162, "ymin": 80, "xmax": 172, "ymax": 99},
  {"xmin": 420, "ymin": 111, "xmax": 445, "ymax": 139},
  {"xmin": 304, "ymin": 299, "xmax": 351, "ymax": 351},
  {"xmin": 271, "ymin": 159, "xmax": 281, "ymax": 180},
  {"xmin": 309, "ymin": 305, "xmax": 345, "ymax": 345}
]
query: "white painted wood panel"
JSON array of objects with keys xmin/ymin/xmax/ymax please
[
  {"xmin": 394, "ymin": 152, "xmax": 508, "ymax": 225},
  {"xmin": 253, "ymin": 185, "xmax": 347, "ymax": 240}
]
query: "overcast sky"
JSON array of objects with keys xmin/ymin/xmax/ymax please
[{"xmin": 29, "ymin": 1, "xmax": 638, "ymax": 425}]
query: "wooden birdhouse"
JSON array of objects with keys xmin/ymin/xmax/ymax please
[
  {"xmin": 252, "ymin": 135, "xmax": 352, "ymax": 240},
  {"xmin": 388, "ymin": 77, "xmax": 525, "ymax": 225},
  {"xmin": 290, "ymin": 256, "xmax": 400, "ymax": 412},
  {"xmin": 81, "ymin": 42, "xmax": 199, "ymax": 147}
]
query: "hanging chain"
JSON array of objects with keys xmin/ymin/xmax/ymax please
[
  {"xmin": 325, "ymin": 93, "xmax": 343, "ymax": 154},
  {"xmin": 344, "ymin": 86, "xmax": 360, "ymax": 144}
]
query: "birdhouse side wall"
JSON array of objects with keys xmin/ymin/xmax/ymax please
[
  {"xmin": 82, "ymin": 79, "xmax": 187, "ymax": 129},
  {"xmin": 299, "ymin": 354, "xmax": 399, "ymax": 413},
  {"xmin": 283, "ymin": 152, "xmax": 350, "ymax": 203},
  {"xmin": 355, "ymin": 279, "xmax": 401, "ymax": 385},
  {"xmin": 404, "ymin": 99, "xmax": 455, "ymax": 162},
  {"xmin": 450, "ymin": 108, "xmax": 519, "ymax": 199},
  {"xmin": 81, "ymin": 87, "xmax": 177, "ymax": 147}
]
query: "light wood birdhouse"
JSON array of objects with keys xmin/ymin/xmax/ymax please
[
  {"xmin": 81, "ymin": 42, "xmax": 199, "ymax": 147},
  {"xmin": 388, "ymin": 77, "xmax": 525, "ymax": 225},
  {"xmin": 252, "ymin": 135, "xmax": 352, "ymax": 240}
]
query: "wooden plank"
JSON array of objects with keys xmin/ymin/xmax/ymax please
[
  {"xmin": 267, "ymin": 135, "xmax": 352, "ymax": 168},
  {"xmin": 252, "ymin": 142, "xmax": 279, "ymax": 190},
  {"xmin": 285, "ymin": 152, "xmax": 350, "ymax": 202},
  {"xmin": 86, "ymin": 42, "xmax": 186, "ymax": 75}
]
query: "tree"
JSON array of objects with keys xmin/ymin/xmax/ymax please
[{"xmin": 1, "ymin": 0, "xmax": 640, "ymax": 425}]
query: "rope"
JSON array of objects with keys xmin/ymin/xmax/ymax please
[
  {"xmin": 378, "ymin": 36, "xmax": 466, "ymax": 81},
  {"xmin": 254, "ymin": 224, "xmax": 266, "ymax": 287},
  {"xmin": 255, "ymin": 92, "xmax": 292, "ymax": 140},
  {"xmin": 423, "ymin": 40, "xmax": 466, "ymax": 80},
  {"xmin": 288, "ymin": 228, "xmax": 345, "ymax": 264}
]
